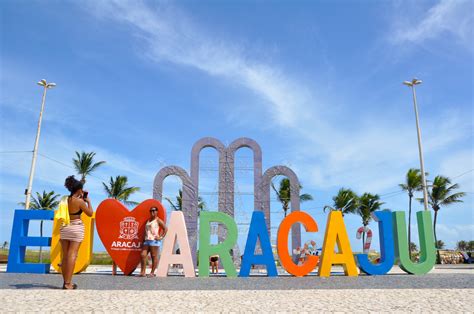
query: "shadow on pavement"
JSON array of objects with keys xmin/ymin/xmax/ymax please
[{"xmin": 10, "ymin": 283, "xmax": 60, "ymax": 289}]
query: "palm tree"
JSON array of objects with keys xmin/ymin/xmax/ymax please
[
  {"xmin": 271, "ymin": 178, "xmax": 313, "ymax": 217},
  {"xmin": 399, "ymin": 168, "xmax": 423, "ymax": 258},
  {"xmin": 436, "ymin": 240, "xmax": 445, "ymax": 250},
  {"xmin": 102, "ymin": 175, "xmax": 140, "ymax": 206},
  {"xmin": 73, "ymin": 151, "xmax": 106, "ymax": 183},
  {"xmin": 324, "ymin": 188, "xmax": 358, "ymax": 215},
  {"xmin": 164, "ymin": 189, "xmax": 206, "ymax": 212},
  {"xmin": 20, "ymin": 191, "xmax": 60, "ymax": 262},
  {"xmin": 409, "ymin": 242, "xmax": 418, "ymax": 253},
  {"xmin": 422, "ymin": 175, "xmax": 465, "ymax": 262},
  {"xmin": 456, "ymin": 240, "xmax": 468, "ymax": 251},
  {"xmin": 356, "ymin": 193, "xmax": 383, "ymax": 248}
]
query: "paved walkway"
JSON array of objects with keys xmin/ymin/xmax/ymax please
[
  {"xmin": 0, "ymin": 265, "xmax": 472, "ymax": 312},
  {"xmin": 0, "ymin": 289, "xmax": 472, "ymax": 312},
  {"xmin": 1, "ymin": 272, "xmax": 473, "ymax": 290}
]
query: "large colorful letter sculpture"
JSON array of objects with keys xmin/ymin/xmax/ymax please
[
  {"xmin": 95, "ymin": 199, "xmax": 166, "ymax": 275},
  {"xmin": 157, "ymin": 211, "xmax": 195, "ymax": 277},
  {"xmin": 240, "ymin": 211, "xmax": 277, "ymax": 277},
  {"xmin": 277, "ymin": 211, "xmax": 319, "ymax": 277},
  {"xmin": 356, "ymin": 210, "xmax": 395, "ymax": 275},
  {"xmin": 318, "ymin": 211, "xmax": 358, "ymax": 277},
  {"xmin": 50, "ymin": 213, "xmax": 95, "ymax": 274},
  {"xmin": 393, "ymin": 210, "xmax": 436, "ymax": 274},
  {"xmin": 199, "ymin": 212, "xmax": 238, "ymax": 277},
  {"xmin": 7, "ymin": 210, "xmax": 54, "ymax": 273}
]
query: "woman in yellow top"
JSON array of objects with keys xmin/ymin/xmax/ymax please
[
  {"xmin": 139, "ymin": 206, "xmax": 167, "ymax": 277},
  {"xmin": 61, "ymin": 175, "xmax": 93, "ymax": 289}
]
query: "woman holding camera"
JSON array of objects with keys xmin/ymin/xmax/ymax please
[{"xmin": 60, "ymin": 175, "xmax": 93, "ymax": 289}]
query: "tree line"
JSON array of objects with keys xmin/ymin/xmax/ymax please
[
  {"xmin": 20, "ymin": 150, "xmax": 468, "ymax": 263},
  {"xmin": 304, "ymin": 168, "xmax": 466, "ymax": 261},
  {"xmin": 20, "ymin": 151, "xmax": 139, "ymax": 262}
]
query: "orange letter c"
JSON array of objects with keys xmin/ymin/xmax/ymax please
[{"xmin": 277, "ymin": 211, "xmax": 319, "ymax": 277}]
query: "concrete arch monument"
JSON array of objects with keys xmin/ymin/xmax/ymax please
[
  {"xmin": 153, "ymin": 137, "xmax": 304, "ymax": 261},
  {"xmin": 260, "ymin": 165, "xmax": 302, "ymax": 251},
  {"xmin": 190, "ymin": 137, "xmax": 227, "ymax": 214},
  {"xmin": 227, "ymin": 137, "xmax": 263, "ymax": 214},
  {"xmin": 153, "ymin": 166, "xmax": 198, "ymax": 259}
]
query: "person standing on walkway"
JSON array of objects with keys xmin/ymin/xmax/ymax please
[
  {"xmin": 60, "ymin": 175, "xmax": 93, "ymax": 289},
  {"xmin": 210, "ymin": 255, "xmax": 219, "ymax": 274},
  {"xmin": 139, "ymin": 206, "xmax": 167, "ymax": 277}
]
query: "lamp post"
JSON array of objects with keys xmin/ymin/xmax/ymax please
[
  {"xmin": 403, "ymin": 78, "xmax": 429, "ymax": 211},
  {"xmin": 24, "ymin": 79, "xmax": 56, "ymax": 209}
]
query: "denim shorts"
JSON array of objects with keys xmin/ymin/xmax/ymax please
[{"xmin": 143, "ymin": 240, "xmax": 161, "ymax": 247}]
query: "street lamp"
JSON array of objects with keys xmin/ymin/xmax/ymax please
[
  {"xmin": 403, "ymin": 78, "xmax": 429, "ymax": 211},
  {"xmin": 24, "ymin": 79, "xmax": 56, "ymax": 209}
]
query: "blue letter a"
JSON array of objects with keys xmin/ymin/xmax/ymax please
[{"xmin": 239, "ymin": 211, "xmax": 277, "ymax": 277}]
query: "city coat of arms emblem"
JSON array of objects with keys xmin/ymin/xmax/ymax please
[{"xmin": 119, "ymin": 217, "xmax": 139, "ymax": 240}]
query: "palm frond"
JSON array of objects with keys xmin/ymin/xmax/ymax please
[
  {"xmin": 300, "ymin": 193, "xmax": 313, "ymax": 202},
  {"xmin": 102, "ymin": 182, "xmax": 112, "ymax": 197},
  {"xmin": 440, "ymin": 192, "xmax": 466, "ymax": 206},
  {"xmin": 164, "ymin": 197, "xmax": 180, "ymax": 211},
  {"xmin": 399, "ymin": 183, "xmax": 408, "ymax": 190},
  {"xmin": 73, "ymin": 151, "xmax": 105, "ymax": 182},
  {"xmin": 88, "ymin": 160, "xmax": 106, "ymax": 173},
  {"xmin": 426, "ymin": 175, "xmax": 465, "ymax": 211},
  {"xmin": 271, "ymin": 182, "xmax": 280, "ymax": 197},
  {"xmin": 198, "ymin": 197, "xmax": 206, "ymax": 211},
  {"xmin": 102, "ymin": 175, "xmax": 140, "ymax": 205},
  {"xmin": 24, "ymin": 190, "xmax": 61, "ymax": 210},
  {"xmin": 356, "ymin": 193, "xmax": 383, "ymax": 226},
  {"xmin": 331, "ymin": 188, "xmax": 358, "ymax": 214}
]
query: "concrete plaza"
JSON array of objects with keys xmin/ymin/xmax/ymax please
[{"xmin": 0, "ymin": 265, "xmax": 472, "ymax": 312}]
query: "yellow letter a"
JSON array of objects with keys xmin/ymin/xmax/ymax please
[{"xmin": 318, "ymin": 211, "xmax": 358, "ymax": 277}]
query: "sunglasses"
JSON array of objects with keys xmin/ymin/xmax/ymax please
[{"xmin": 150, "ymin": 209, "xmax": 157, "ymax": 212}]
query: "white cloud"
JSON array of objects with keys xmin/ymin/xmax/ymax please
[
  {"xmin": 436, "ymin": 223, "xmax": 474, "ymax": 248},
  {"xmin": 86, "ymin": 0, "xmax": 311, "ymax": 128},
  {"xmin": 84, "ymin": 0, "xmax": 472, "ymax": 198},
  {"xmin": 293, "ymin": 107, "xmax": 472, "ymax": 196},
  {"xmin": 391, "ymin": 0, "xmax": 473, "ymax": 47}
]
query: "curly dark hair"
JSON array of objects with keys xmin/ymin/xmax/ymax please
[{"xmin": 64, "ymin": 175, "xmax": 83, "ymax": 195}]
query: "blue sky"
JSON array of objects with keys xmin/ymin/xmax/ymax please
[{"xmin": 1, "ymin": 0, "xmax": 472, "ymax": 255}]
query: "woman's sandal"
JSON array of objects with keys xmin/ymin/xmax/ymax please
[
  {"xmin": 62, "ymin": 282, "xmax": 78, "ymax": 290},
  {"xmin": 146, "ymin": 273, "xmax": 156, "ymax": 278}
]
